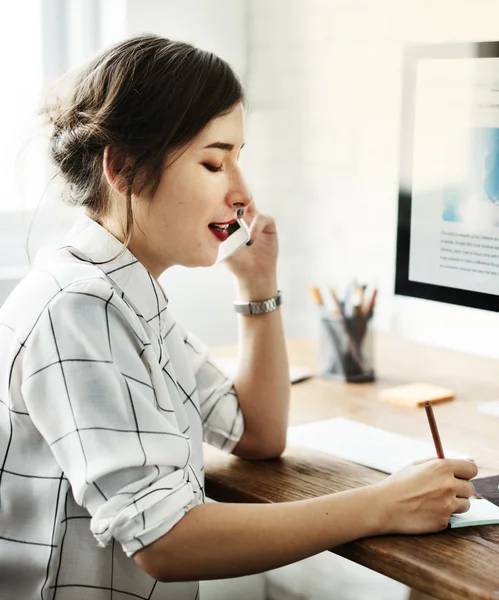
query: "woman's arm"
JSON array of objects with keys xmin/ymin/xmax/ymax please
[
  {"xmin": 136, "ymin": 483, "xmax": 380, "ymax": 582},
  {"xmin": 134, "ymin": 458, "xmax": 477, "ymax": 582},
  {"xmin": 224, "ymin": 208, "xmax": 290, "ymax": 459},
  {"xmin": 231, "ymin": 275, "xmax": 290, "ymax": 459}
]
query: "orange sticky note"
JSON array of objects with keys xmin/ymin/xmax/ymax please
[{"xmin": 379, "ymin": 382, "xmax": 455, "ymax": 408}]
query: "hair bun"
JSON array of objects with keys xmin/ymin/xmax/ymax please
[
  {"xmin": 51, "ymin": 121, "xmax": 102, "ymax": 172},
  {"xmin": 48, "ymin": 121, "xmax": 104, "ymax": 207}
]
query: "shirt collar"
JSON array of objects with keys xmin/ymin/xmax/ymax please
[{"xmin": 64, "ymin": 212, "xmax": 168, "ymax": 338}]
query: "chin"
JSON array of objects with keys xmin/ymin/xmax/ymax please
[{"xmin": 182, "ymin": 253, "xmax": 218, "ymax": 268}]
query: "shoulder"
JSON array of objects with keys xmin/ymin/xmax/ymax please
[{"xmin": 1, "ymin": 247, "xmax": 128, "ymax": 341}]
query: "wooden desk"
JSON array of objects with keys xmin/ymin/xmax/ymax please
[{"xmin": 206, "ymin": 333, "xmax": 499, "ymax": 600}]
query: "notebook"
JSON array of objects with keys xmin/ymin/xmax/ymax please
[
  {"xmin": 449, "ymin": 497, "xmax": 499, "ymax": 528},
  {"xmin": 287, "ymin": 417, "xmax": 472, "ymax": 474}
]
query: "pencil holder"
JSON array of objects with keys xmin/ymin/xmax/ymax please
[{"xmin": 318, "ymin": 311, "xmax": 375, "ymax": 383}]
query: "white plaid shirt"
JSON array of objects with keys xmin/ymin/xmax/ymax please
[{"xmin": 0, "ymin": 213, "xmax": 244, "ymax": 600}]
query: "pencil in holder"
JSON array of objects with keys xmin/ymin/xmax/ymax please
[{"xmin": 318, "ymin": 309, "xmax": 375, "ymax": 383}]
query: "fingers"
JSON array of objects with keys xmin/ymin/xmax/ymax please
[
  {"xmin": 410, "ymin": 458, "xmax": 478, "ymax": 485},
  {"xmin": 445, "ymin": 458, "xmax": 478, "ymax": 480},
  {"xmin": 454, "ymin": 479, "xmax": 475, "ymax": 499},
  {"xmin": 453, "ymin": 497, "xmax": 472, "ymax": 514},
  {"xmin": 413, "ymin": 458, "xmax": 478, "ymax": 480},
  {"xmin": 246, "ymin": 213, "xmax": 277, "ymax": 244}
]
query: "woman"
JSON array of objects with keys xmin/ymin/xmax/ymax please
[{"xmin": 0, "ymin": 34, "xmax": 477, "ymax": 600}]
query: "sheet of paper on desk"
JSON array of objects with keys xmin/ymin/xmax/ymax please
[
  {"xmin": 478, "ymin": 400, "xmax": 499, "ymax": 417},
  {"xmin": 215, "ymin": 357, "xmax": 312, "ymax": 384},
  {"xmin": 449, "ymin": 498, "xmax": 499, "ymax": 528},
  {"xmin": 287, "ymin": 418, "xmax": 473, "ymax": 474}
]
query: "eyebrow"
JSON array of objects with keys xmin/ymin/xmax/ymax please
[{"xmin": 203, "ymin": 142, "xmax": 245, "ymax": 151}]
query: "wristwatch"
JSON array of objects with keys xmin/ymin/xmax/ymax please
[{"xmin": 233, "ymin": 290, "xmax": 282, "ymax": 316}]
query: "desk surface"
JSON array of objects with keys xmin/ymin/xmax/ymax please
[{"xmin": 205, "ymin": 333, "xmax": 499, "ymax": 600}]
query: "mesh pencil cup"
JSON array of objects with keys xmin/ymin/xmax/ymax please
[{"xmin": 318, "ymin": 311, "xmax": 375, "ymax": 383}]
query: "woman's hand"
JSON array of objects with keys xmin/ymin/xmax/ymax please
[
  {"xmin": 374, "ymin": 458, "xmax": 478, "ymax": 535},
  {"xmin": 224, "ymin": 203, "xmax": 279, "ymax": 298}
]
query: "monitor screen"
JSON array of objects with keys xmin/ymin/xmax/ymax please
[{"xmin": 395, "ymin": 41, "xmax": 499, "ymax": 312}]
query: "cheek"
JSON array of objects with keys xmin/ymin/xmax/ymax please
[
  {"xmin": 167, "ymin": 178, "xmax": 212, "ymax": 211},
  {"xmin": 152, "ymin": 163, "xmax": 195, "ymax": 204},
  {"xmin": 148, "ymin": 166, "xmax": 223, "ymax": 235}
]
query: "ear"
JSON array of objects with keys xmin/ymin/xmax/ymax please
[{"xmin": 102, "ymin": 146, "xmax": 130, "ymax": 195}]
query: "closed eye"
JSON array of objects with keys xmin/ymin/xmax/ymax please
[{"xmin": 203, "ymin": 163, "xmax": 223, "ymax": 173}]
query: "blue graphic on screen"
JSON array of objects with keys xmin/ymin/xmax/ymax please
[{"xmin": 442, "ymin": 127, "xmax": 499, "ymax": 226}]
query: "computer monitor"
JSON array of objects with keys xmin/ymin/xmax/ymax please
[{"xmin": 395, "ymin": 41, "xmax": 499, "ymax": 313}]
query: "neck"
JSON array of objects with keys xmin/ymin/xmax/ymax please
[{"xmin": 91, "ymin": 210, "xmax": 168, "ymax": 280}]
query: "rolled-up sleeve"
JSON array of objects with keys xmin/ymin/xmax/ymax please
[
  {"xmin": 20, "ymin": 279, "xmax": 195, "ymax": 556},
  {"xmin": 182, "ymin": 330, "xmax": 245, "ymax": 452}
]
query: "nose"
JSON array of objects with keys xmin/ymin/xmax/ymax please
[{"xmin": 225, "ymin": 168, "xmax": 253, "ymax": 211}]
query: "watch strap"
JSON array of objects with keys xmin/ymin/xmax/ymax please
[{"xmin": 233, "ymin": 290, "xmax": 282, "ymax": 316}]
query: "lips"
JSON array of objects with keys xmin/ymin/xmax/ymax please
[{"xmin": 209, "ymin": 219, "xmax": 236, "ymax": 242}]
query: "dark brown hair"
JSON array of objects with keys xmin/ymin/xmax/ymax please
[{"xmin": 43, "ymin": 33, "xmax": 244, "ymax": 249}]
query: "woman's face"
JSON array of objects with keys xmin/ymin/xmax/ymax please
[{"xmin": 128, "ymin": 103, "xmax": 252, "ymax": 277}]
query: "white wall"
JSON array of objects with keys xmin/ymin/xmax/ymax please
[
  {"xmin": 125, "ymin": 0, "xmax": 247, "ymax": 73},
  {"xmin": 243, "ymin": 0, "xmax": 499, "ymax": 359}
]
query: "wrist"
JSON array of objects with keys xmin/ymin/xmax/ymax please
[
  {"xmin": 235, "ymin": 277, "xmax": 278, "ymax": 301},
  {"xmin": 338, "ymin": 484, "xmax": 390, "ymax": 538},
  {"xmin": 324, "ymin": 485, "xmax": 388, "ymax": 540},
  {"xmin": 367, "ymin": 482, "xmax": 392, "ymax": 536}
]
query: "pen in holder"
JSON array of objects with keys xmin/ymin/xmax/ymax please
[{"xmin": 311, "ymin": 284, "xmax": 376, "ymax": 383}]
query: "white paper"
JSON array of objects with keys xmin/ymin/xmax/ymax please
[
  {"xmin": 288, "ymin": 365, "xmax": 313, "ymax": 383},
  {"xmin": 287, "ymin": 418, "xmax": 472, "ymax": 474},
  {"xmin": 478, "ymin": 400, "xmax": 499, "ymax": 417}
]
